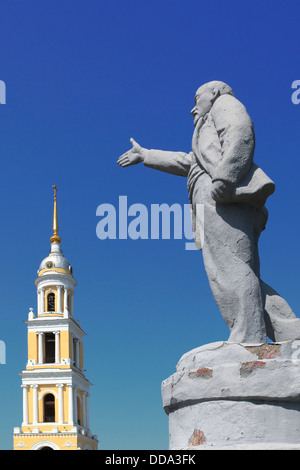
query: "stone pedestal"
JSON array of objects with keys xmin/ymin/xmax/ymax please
[{"xmin": 161, "ymin": 341, "xmax": 300, "ymax": 450}]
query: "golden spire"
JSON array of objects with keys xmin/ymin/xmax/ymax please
[{"xmin": 50, "ymin": 185, "xmax": 62, "ymax": 244}]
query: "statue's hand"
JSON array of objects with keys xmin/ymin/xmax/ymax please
[
  {"xmin": 117, "ymin": 138, "xmax": 145, "ymax": 167},
  {"xmin": 211, "ymin": 179, "xmax": 234, "ymax": 203}
]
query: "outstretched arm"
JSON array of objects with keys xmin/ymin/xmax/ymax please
[{"xmin": 117, "ymin": 138, "xmax": 192, "ymax": 177}]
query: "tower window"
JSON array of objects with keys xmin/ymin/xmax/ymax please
[
  {"xmin": 47, "ymin": 292, "xmax": 55, "ymax": 312},
  {"xmin": 43, "ymin": 393, "xmax": 55, "ymax": 422},
  {"xmin": 44, "ymin": 333, "xmax": 55, "ymax": 363}
]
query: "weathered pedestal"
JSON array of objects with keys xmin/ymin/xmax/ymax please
[{"xmin": 162, "ymin": 341, "xmax": 300, "ymax": 450}]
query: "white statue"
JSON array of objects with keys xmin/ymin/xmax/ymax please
[{"xmin": 118, "ymin": 81, "xmax": 300, "ymax": 343}]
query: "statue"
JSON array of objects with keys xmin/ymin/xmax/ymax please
[{"xmin": 117, "ymin": 81, "xmax": 300, "ymax": 344}]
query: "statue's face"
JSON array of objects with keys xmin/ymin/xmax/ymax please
[{"xmin": 191, "ymin": 86, "xmax": 215, "ymax": 126}]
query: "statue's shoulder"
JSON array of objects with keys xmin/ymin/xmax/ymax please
[
  {"xmin": 213, "ymin": 93, "xmax": 246, "ymax": 113},
  {"xmin": 212, "ymin": 94, "xmax": 252, "ymax": 127}
]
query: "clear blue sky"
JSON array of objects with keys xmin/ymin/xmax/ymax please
[{"xmin": 0, "ymin": 0, "xmax": 300, "ymax": 450}]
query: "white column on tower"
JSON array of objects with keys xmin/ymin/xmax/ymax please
[
  {"xmin": 64, "ymin": 287, "xmax": 69, "ymax": 318},
  {"xmin": 38, "ymin": 332, "xmax": 44, "ymax": 364},
  {"xmin": 56, "ymin": 384, "xmax": 64, "ymax": 424},
  {"xmin": 82, "ymin": 392, "xmax": 87, "ymax": 428},
  {"xmin": 75, "ymin": 339, "xmax": 80, "ymax": 369},
  {"xmin": 68, "ymin": 385, "xmax": 74, "ymax": 425},
  {"xmin": 86, "ymin": 392, "xmax": 90, "ymax": 430},
  {"xmin": 37, "ymin": 289, "xmax": 40, "ymax": 315},
  {"xmin": 41, "ymin": 287, "xmax": 45, "ymax": 314},
  {"xmin": 57, "ymin": 285, "xmax": 62, "ymax": 313},
  {"xmin": 70, "ymin": 292, "xmax": 74, "ymax": 317},
  {"xmin": 32, "ymin": 385, "xmax": 38, "ymax": 424},
  {"xmin": 54, "ymin": 331, "xmax": 60, "ymax": 364},
  {"xmin": 22, "ymin": 385, "xmax": 28, "ymax": 426},
  {"xmin": 73, "ymin": 386, "xmax": 78, "ymax": 425}
]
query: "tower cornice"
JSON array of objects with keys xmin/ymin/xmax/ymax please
[
  {"xmin": 25, "ymin": 317, "xmax": 86, "ymax": 336},
  {"xmin": 34, "ymin": 272, "xmax": 77, "ymax": 287},
  {"xmin": 20, "ymin": 369, "xmax": 92, "ymax": 389}
]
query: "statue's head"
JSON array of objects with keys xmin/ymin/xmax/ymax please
[{"xmin": 191, "ymin": 81, "xmax": 234, "ymax": 126}]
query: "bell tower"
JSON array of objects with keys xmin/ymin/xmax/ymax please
[{"xmin": 13, "ymin": 186, "xmax": 98, "ymax": 450}]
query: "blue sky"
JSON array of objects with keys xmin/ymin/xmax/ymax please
[{"xmin": 1, "ymin": 0, "xmax": 300, "ymax": 450}]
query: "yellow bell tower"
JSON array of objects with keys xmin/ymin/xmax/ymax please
[{"xmin": 13, "ymin": 187, "xmax": 98, "ymax": 450}]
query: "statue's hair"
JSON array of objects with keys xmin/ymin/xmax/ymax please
[{"xmin": 196, "ymin": 81, "xmax": 234, "ymax": 97}]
